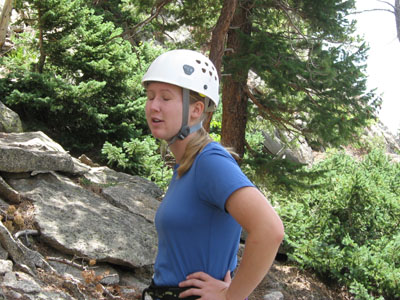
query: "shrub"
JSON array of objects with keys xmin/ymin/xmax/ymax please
[
  {"xmin": 0, "ymin": 0, "xmax": 163, "ymax": 156},
  {"xmin": 102, "ymin": 136, "xmax": 172, "ymax": 190},
  {"xmin": 274, "ymin": 149, "xmax": 400, "ymax": 299}
]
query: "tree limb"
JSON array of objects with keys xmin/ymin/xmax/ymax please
[
  {"xmin": 351, "ymin": 8, "xmax": 394, "ymax": 14},
  {"xmin": 100, "ymin": 284, "xmax": 122, "ymax": 300},
  {"xmin": 118, "ymin": 0, "xmax": 173, "ymax": 40},
  {"xmin": 377, "ymin": 0, "xmax": 395, "ymax": 10},
  {"xmin": 243, "ymin": 84, "xmax": 303, "ymax": 134},
  {"xmin": 14, "ymin": 229, "xmax": 39, "ymax": 240},
  {"xmin": 0, "ymin": 176, "xmax": 21, "ymax": 204},
  {"xmin": 46, "ymin": 256, "xmax": 86, "ymax": 270},
  {"xmin": 0, "ymin": 221, "xmax": 54, "ymax": 275}
]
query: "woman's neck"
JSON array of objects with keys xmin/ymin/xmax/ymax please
[{"xmin": 169, "ymin": 133, "xmax": 194, "ymax": 164}]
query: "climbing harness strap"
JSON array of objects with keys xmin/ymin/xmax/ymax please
[{"xmin": 141, "ymin": 280, "xmax": 199, "ymax": 300}]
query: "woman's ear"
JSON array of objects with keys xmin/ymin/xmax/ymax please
[{"xmin": 190, "ymin": 101, "xmax": 205, "ymax": 121}]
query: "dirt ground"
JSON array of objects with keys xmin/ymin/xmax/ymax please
[{"xmin": 249, "ymin": 261, "xmax": 353, "ymax": 300}]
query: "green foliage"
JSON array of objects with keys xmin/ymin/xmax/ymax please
[
  {"xmin": 274, "ymin": 149, "xmax": 400, "ymax": 299},
  {"xmin": 0, "ymin": 0, "xmax": 164, "ymax": 155},
  {"xmin": 208, "ymin": 104, "xmax": 223, "ymax": 142},
  {"xmin": 224, "ymin": 0, "xmax": 380, "ymax": 149},
  {"xmin": 90, "ymin": 0, "xmax": 221, "ymax": 48},
  {"xmin": 241, "ymin": 111, "xmax": 321, "ymax": 193},
  {"xmin": 102, "ymin": 137, "xmax": 172, "ymax": 190}
]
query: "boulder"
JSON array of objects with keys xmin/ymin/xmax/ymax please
[
  {"xmin": 0, "ymin": 130, "xmax": 163, "ymax": 298},
  {"xmin": 0, "ymin": 131, "xmax": 75, "ymax": 173},
  {"xmin": 0, "ymin": 102, "xmax": 23, "ymax": 133},
  {"xmin": 365, "ymin": 122, "xmax": 400, "ymax": 154},
  {"xmin": 262, "ymin": 130, "xmax": 313, "ymax": 165},
  {"xmin": 8, "ymin": 171, "xmax": 159, "ymax": 269}
]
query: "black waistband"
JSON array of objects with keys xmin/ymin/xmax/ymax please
[{"xmin": 142, "ymin": 280, "xmax": 200, "ymax": 300}]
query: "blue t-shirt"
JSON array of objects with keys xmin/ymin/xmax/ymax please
[{"xmin": 153, "ymin": 142, "xmax": 254, "ymax": 286}]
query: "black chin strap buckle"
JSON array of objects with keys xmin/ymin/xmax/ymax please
[{"xmin": 177, "ymin": 126, "xmax": 190, "ymax": 140}]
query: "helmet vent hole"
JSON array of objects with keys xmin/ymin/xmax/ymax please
[
  {"xmin": 183, "ymin": 64, "xmax": 195, "ymax": 75},
  {"xmin": 202, "ymin": 68, "xmax": 206, "ymax": 73},
  {"xmin": 215, "ymin": 76, "xmax": 217, "ymax": 81},
  {"xmin": 209, "ymin": 71, "xmax": 212, "ymax": 76},
  {"xmin": 205, "ymin": 62, "xmax": 209, "ymax": 66},
  {"xmin": 204, "ymin": 84, "xmax": 208, "ymax": 90},
  {"xmin": 196, "ymin": 60, "xmax": 201, "ymax": 64}
]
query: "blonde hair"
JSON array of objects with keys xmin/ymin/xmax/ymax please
[{"xmin": 177, "ymin": 91, "xmax": 238, "ymax": 177}]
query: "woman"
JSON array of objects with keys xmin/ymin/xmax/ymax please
[{"xmin": 141, "ymin": 49, "xmax": 284, "ymax": 300}]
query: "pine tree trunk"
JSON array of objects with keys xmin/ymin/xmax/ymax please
[
  {"xmin": 204, "ymin": 0, "xmax": 238, "ymax": 132},
  {"xmin": 0, "ymin": 0, "xmax": 13, "ymax": 50},
  {"xmin": 37, "ymin": 7, "xmax": 46, "ymax": 73},
  {"xmin": 395, "ymin": 0, "xmax": 400, "ymax": 42},
  {"xmin": 209, "ymin": 0, "xmax": 238, "ymax": 78},
  {"xmin": 220, "ymin": 0, "xmax": 252, "ymax": 157}
]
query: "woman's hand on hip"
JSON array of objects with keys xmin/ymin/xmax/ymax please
[{"xmin": 178, "ymin": 270, "xmax": 231, "ymax": 299}]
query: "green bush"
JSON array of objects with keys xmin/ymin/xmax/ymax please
[
  {"xmin": 274, "ymin": 149, "xmax": 400, "ymax": 299},
  {"xmin": 102, "ymin": 136, "xmax": 172, "ymax": 190},
  {"xmin": 0, "ymin": 0, "xmax": 163, "ymax": 156}
]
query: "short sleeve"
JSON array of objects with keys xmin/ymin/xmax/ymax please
[{"xmin": 195, "ymin": 144, "xmax": 254, "ymax": 212}]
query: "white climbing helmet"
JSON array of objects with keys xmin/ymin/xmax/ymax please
[{"xmin": 142, "ymin": 49, "xmax": 220, "ymax": 112}]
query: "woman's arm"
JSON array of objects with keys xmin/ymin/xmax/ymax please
[
  {"xmin": 179, "ymin": 186, "xmax": 284, "ymax": 300},
  {"xmin": 224, "ymin": 186, "xmax": 284, "ymax": 299}
]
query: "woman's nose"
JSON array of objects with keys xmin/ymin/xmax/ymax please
[{"xmin": 148, "ymin": 97, "xmax": 161, "ymax": 111}]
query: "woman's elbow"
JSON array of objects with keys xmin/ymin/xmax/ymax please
[{"xmin": 273, "ymin": 218, "xmax": 285, "ymax": 245}]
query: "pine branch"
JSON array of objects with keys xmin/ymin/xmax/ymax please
[
  {"xmin": 244, "ymin": 84, "xmax": 303, "ymax": 134},
  {"xmin": 118, "ymin": 0, "xmax": 173, "ymax": 40}
]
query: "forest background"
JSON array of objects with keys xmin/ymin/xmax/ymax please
[{"xmin": 0, "ymin": 0, "xmax": 399, "ymax": 299}]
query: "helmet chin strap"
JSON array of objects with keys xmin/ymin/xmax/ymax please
[{"xmin": 167, "ymin": 88, "xmax": 203, "ymax": 146}]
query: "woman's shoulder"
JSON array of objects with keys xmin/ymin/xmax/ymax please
[
  {"xmin": 200, "ymin": 141, "xmax": 232, "ymax": 158},
  {"xmin": 196, "ymin": 142, "xmax": 238, "ymax": 167}
]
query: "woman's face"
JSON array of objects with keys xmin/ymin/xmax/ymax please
[{"xmin": 145, "ymin": 82, "xmax": 183, "ymax": 141}]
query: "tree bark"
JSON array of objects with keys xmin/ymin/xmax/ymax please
[
  {"xmin": 220, "ymin": 0, "xmax": 253, "ymax": 157},
  {"xmin": 37, "ymin": 7, "xmax": 46, "ymax": 73},
  {"xmin": 204, "ymin": 0, "xmax": 238, "ymax": 132},
  {"xmin": 209, "ymin": 0, "xmax": 238, "ymax": 78},
  {"xmin": 395, "ymin": 0, "xmax": 400, "ymax": 42},
  {"xmin": 0, "ymin": 0, "xmax": 13, "ymax": 50}
]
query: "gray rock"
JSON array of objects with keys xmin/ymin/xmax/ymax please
[
  {"xmin": 49, "ymin": 258, "xmax": 120, "ymax": 286},
  {"xmin": 83, "ymin": 166, "xmax": 163, "ymax": 199},
  {"xmin": 263, "ymin": 130, "xmax": 313, "ymax": 165},
  {"xmin": 36, "ymin": 290, "xmax": 75, "ymax": 300},
  {"xmin": 0, "ymin": 102, "xmax": 23, "ymax": 133},
  {"xmin": 100, "ymin": 273, "xmax": 120, "ymax": 286},
  {"xmin": 263, "ymin": 291, "xmax": 284, "ymax": 300},
  {"xmin": 102, "ymin": 184, "xmax": 160, "ymax": 223},
  {"xmin": 388, "ymin": 153, "xmax": 400, "ymax": 163},
  {"xmin": 9, "ymin": 172, "xmax": 158, "ymax": 269},
  {"xmin": 0, "ymin": 132, "xmax": 75, "ymax": 173},
  {"xmin": 0, "ymin": 243, "xmax": 8, "ymax": 260},
  {"xmin": 366, "ymin": 122, "xmax": 400, "ymax": 154},
  {"xmin": 0, "ymin": 259, "xmax": 12, "ymax": 274},
  {"xmin": 2, "ymin": 271, "xmax": 41, "ymax": 294}
]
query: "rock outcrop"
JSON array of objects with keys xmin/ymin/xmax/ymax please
[
  {"xmin": 0, "ymin": 102, "xmax": 23, "ymax": 134},
  {"xmin": 0, "ymin": 131, "xmax": 163, "ymax": 299}
]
